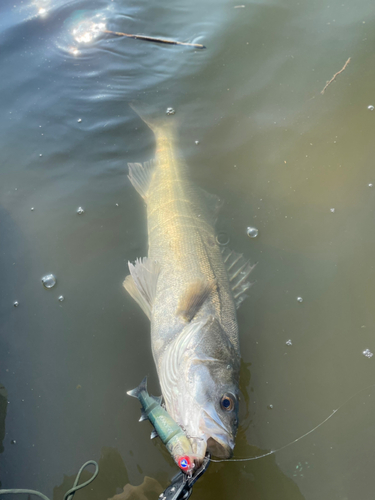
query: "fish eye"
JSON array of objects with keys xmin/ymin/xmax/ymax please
[{"xmin": 220, "ymin": 393, "xmax": 235, "ymax": 412}]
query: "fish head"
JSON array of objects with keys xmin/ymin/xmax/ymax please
[{"xmin": 162, "ymin": 316, "xmax": 240, "ymax": 465}]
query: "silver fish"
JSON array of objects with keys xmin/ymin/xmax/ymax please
[{"xmin": 124, "ymin": 103, "xmax": 253, "ymax": 465}]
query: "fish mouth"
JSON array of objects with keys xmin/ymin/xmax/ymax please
[
  {"xmin": 207, "ymin": 436, "xmax": 234, "ymax": 458},
  {"xmin": 188, "ymin": 408, "xmax": 235, "ymax": 465},
  {"xmin": 189, "ymin": 433, "xmax": 234, "ymax": 466}
]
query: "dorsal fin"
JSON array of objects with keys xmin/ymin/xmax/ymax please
[
  {"xmin": 176, "ymin": 279, "xmax": 217, "ymax": 322},
  {"xmin": 127, "ymin": 160, "xmax": 158, "ymax": 200},
  {"xmin": 152, "ymin": 395, "xmax": 163, "ymax": 405},
  {"xmin": 197, "ymin": 187, "xmax": 222, "ymax": 226},
  {"xmin": 123, "ymin": 258, "xmax": 161, "ymax": 319},
  {"xmin": 221, "ymin": 247, "xmax": 255, "ymax": 309}
]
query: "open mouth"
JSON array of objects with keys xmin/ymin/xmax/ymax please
[{"xmin": 207, "ymin": 436, "xmax": 233, "ymax": 458}]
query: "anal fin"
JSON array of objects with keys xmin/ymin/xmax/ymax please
[{"xmin": 177, "ymin": 279, "xmax": 217, "ymax": 322}]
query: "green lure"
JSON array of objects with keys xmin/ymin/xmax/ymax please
[{"xmin": 127, "ymin": 377, "xmax": 196, "ymax": 473}]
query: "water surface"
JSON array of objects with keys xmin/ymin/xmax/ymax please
[{"xmin": 1, "ymin": 0, "xmax": 375, "ymax": 499}]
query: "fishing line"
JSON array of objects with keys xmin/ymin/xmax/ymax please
[
  {"xmin": 0, "ymin": 460, "xmax": 99, "ymax": 500},
  {"xmin": 211, "ymin": 383, "xmax": 375, "ymax": 463}
]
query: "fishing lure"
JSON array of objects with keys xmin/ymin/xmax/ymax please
[{"xmin": 127, "ymin": 377, "xmax": 197, "ymax": 474}]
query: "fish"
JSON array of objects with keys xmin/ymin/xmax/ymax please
[
  {"xmin": 127, "ymin": 376, "xmax": 196, "ymax": 473},
  {"xmin": 124, "ymin": 103, "xmax": 253, "ymax": 466}
]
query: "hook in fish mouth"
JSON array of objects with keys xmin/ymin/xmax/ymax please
[{"xmin": 188, "ymin": 434, "xmax": 234, "ymax": 465}]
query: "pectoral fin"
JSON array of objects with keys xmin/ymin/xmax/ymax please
[
  {"xmin": 123, "ymin": 258, "xmax": 160, "ymax": 319},
  {"xmin": 177, "ymin": 279, "xmax": 217, "ymax": 322}
]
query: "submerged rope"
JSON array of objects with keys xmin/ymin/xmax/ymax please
[{"xmin": 0, "ymin": 460, "xmax": 99, "ymax": 500}]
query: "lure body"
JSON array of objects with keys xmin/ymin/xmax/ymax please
[{"xmin": 127, "ymin": 377, "xmax": 194, "ymax": 473}]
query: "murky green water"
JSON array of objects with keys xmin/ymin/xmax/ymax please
[{"xmin": 1, "ymin": 0, "xmax": 375, "ymax": 498}]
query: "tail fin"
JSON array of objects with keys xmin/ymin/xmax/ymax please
[
  {"xmin": 127, "ymin": 376, "xmax": 148, "ymax": 399},
  {"xmin": 129, "ymin": 101, "xmax": 176, "ymax": 134}
]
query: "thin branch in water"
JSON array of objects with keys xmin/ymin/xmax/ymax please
[
  {"xmin": 321, "ymin": 57, "xmax": 351, "ymax": 94},
  {"xmin": 103, "ymin": 30, "xmax": 206, "ymax": 49}
]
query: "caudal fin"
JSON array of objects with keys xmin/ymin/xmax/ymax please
[{"xmin": 127, "ymin": 376, "xmax": 148, "ymax": 399}]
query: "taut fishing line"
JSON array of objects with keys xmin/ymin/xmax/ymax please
[{"xmin": 211, "ymin": 383, "xmax": 375, "ymax": 463}]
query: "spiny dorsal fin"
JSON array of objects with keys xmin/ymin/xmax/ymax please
[
  {"xmin": 123, "ymin": 258, "xmax": 160, "ymax": 319},
  {"xmin": 221, "ymin": 247, "xmax": 255, "ymax": 309},
  {"xmin": 127, "ymin": 159, "xmax": 158, "ymax": 200},
  {"xmin": 176, "ymin": 279, "xmax": 217, "ymax": 322}
]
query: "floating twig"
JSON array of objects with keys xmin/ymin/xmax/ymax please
[
  {"xmin": 321, "ymin": 57, "xmax": 351, "ymax": 94},
  {"xmin": 103, "ymin": 30, "xmax": 206, "ymax": 49}
]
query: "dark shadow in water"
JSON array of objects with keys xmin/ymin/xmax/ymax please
[
  {"xmin": 194, "ymin": 427, "xmax": 305, "ymax": 500},
  {"xmin": 53, "ymin": 447, "xmax": 163, "ymax": 500},
  {"xmin": 135, "ymin": 360, "xmax": 304, "ymax": 500},
  {"xmin": 0, "ymin": 383, "xmax": 8, "ymax": 488},
  {"xmin": 190, "ymin": 358, "xmax": 305, "ymax": 500}
]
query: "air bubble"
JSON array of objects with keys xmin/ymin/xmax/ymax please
[
  {"xmin": 58, "ymin": 295, "xmax": 64, "ymax": 302},
  {"xmin": 297, "ymin": 296, "xmax": 303, "ymax": 303},
  {"xmin": 13, "ymin": 301, "xmax": 19, "ymax": 307},
  {"xmin": 11, "ymin": 440, "xmax": 16, "ymax": 445},
  {"xmin": 77, "ymin": 118, "xmax": 82, "ymax": 123},
  {"xmin": 42, "ymin": 274, "xmax": 56, "ymax": 289},
  {"xmin": 216, "ymin": 232, "xmax": 230, "ymax": 246},
  {"xmin": 369, "ymin": 183, "xmax": 373, "ymax": 188},
  {"xmin": 166, "ymin": 108, "xmax": 175, "ymax": 116},
  {"xmin": 267, "ymin": 404, "xmax": 274, "ymax": 410},
  {"xmin": 77, "ymin": 207, "xmax": 85, "ymax": 215},
  {"xmin": 368, "ymin": 105, "xmax": 374, "ymax": 111},
  {"xmin": 330, "ymin": 208, "xmax": 335, "ymax": 213},
  {"xmin": 286, "ymin": 339, "xmax": 293, "ymax": 346},
  {"xmin": 195, "ymin": 140, "xmax": 200, "ymax": 145},
  {"xmin": 246, "ymin": 226, "xmax": 259, "ymax": 238},
  {"xmin": 363, "ymin": 349, "xmax": 373, "ymax": 358}
]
